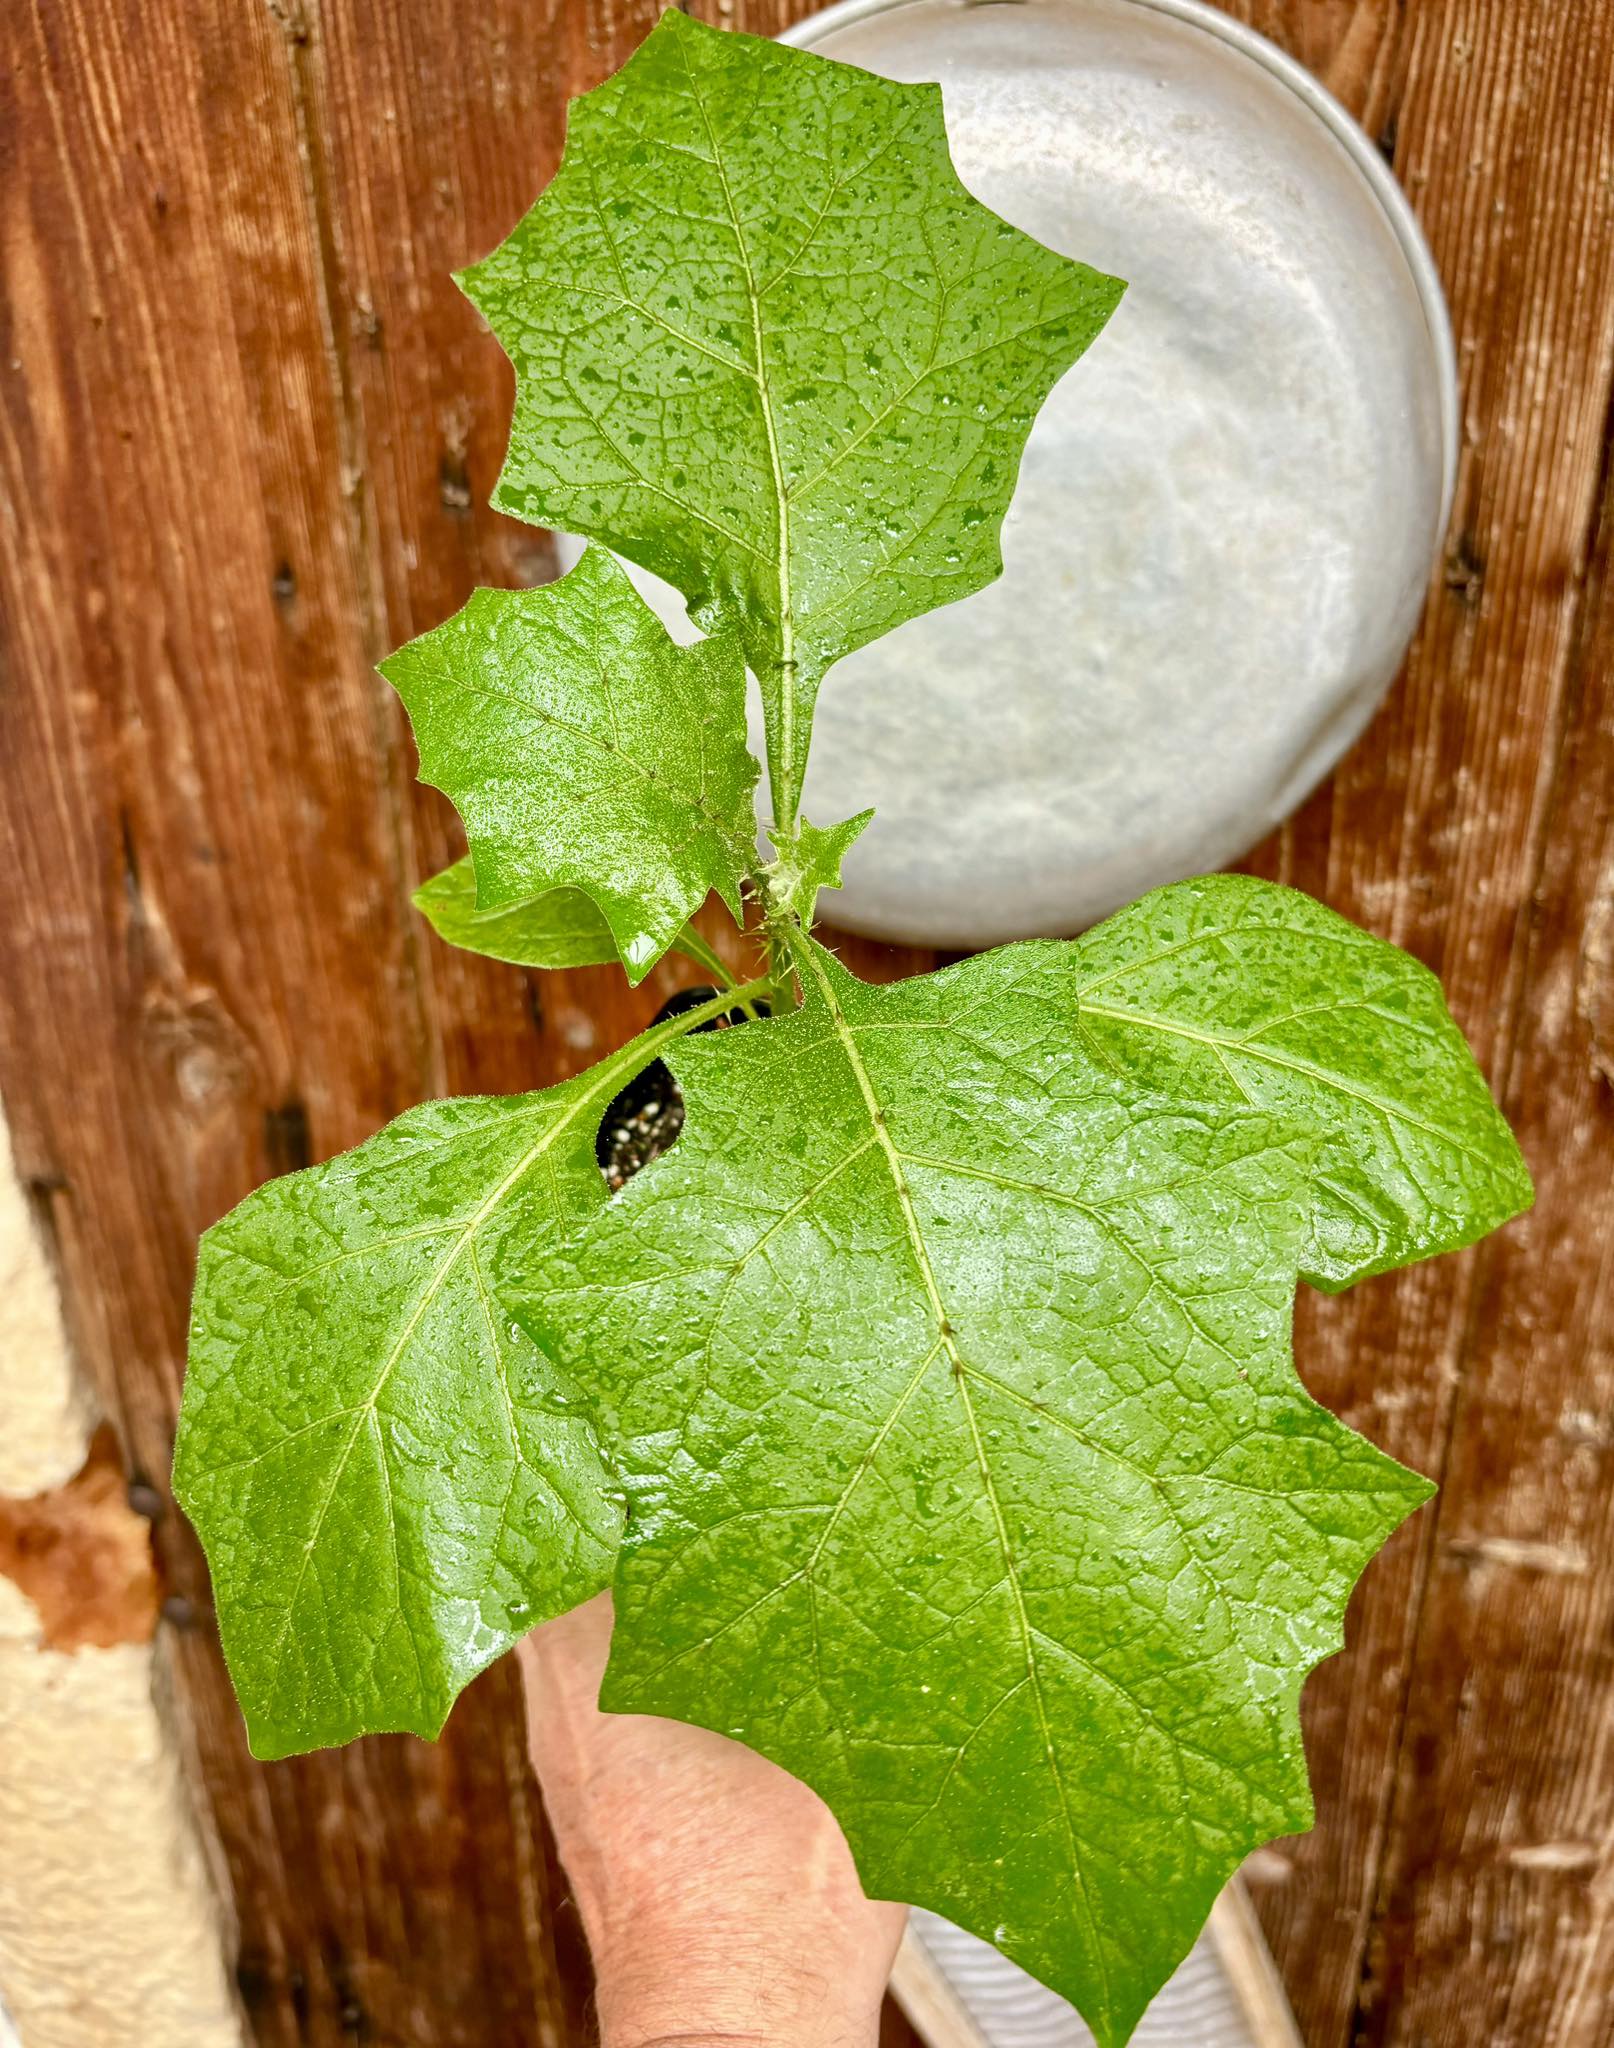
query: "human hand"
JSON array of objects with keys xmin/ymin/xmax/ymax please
[{"xmin": 517, "ymin": 1593, "xmax": 907, "ymax": 2048}]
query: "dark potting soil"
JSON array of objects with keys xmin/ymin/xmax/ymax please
[{"xmin": 596, "ymin": 985, "xmax": 767, "ymax": 1192}]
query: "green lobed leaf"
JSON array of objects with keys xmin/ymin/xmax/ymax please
[
  {"xmin": 415, "ymin": 853, "xmax": 738, "ymax": 983},
  {"xmin": 1071, "ymin": 875, "xmax": 1533, "ymax": 1289},
  {"xmin": 380, "ymin": 546, "xmax": 760, "ymax": 985},
  {"xmin": 460, "ymin": 8, "xmax": 1124, "ymax": 824},
  {"xmin": 510, "ymin": 891, "xmax": 1526, "ymax": 2043},
  {"xmin": 414, "ymin": 856, "xmax": 623, "ymax": 970},
  {"xmin": 173, "ymin": 991, "xmax": 751, "ymax": 1760}
]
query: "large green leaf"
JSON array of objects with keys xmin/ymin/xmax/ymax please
[
  {"xmin": 381, "ymin": 547, "xmax": 759, "ymax": 984},
  {"xmin": 511, "ymin": 900, "xmax": 1527, "ymax": 2043},
  {"xmin": 173, "ymin": 990, "xmax": 749, "ymax": 1759},
  {"xmin": 1072, "ymin": 875, "xmax": 1534, "ymax": 1288},
  {"xmin": 460, "ymin": 9, "xmax": 1123, "ymax": 823},
  {"xmin": 175, "ymin": 17, "xmax": 1536, "ymax": 2036}
]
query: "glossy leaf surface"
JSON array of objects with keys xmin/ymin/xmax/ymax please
[
  {"xmin": 381, "ymin": 547, "xmax": 759, "ymax": 983},
  {"xmin": 175, "ymin": 994, "xmax": 752, "ymax": 1758},
  {"xmin": 415, "ymin": 853, "xmax": 734, "ymax": 982},
  {"xmin": 1072, "ymin": 876, "xmax": 1533, "ymax": 1288},
  {"xmin": 414, "ymin": 856, "xmax": 622, "ymax": 970},
  {"xmin": 461, "ymin": 9, "xmax": 1124, "ymax": 820},
  {"xmin": 514, "ymin": 898, "xmax": 1527, "ymax": 2042}
]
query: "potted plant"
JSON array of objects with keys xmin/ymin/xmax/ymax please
[{"xmin": 173, "ymin": 17, "xmax": 1529, "ymax": 2044}]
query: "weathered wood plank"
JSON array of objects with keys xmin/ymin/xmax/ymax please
[
  {"xmin": 3, "ymin": 1, "xmax": 1609, "ymax": 2043},
  {"xmin": 1228, "ymin": 5, "xmax": 1614, "ymax": 2041},
  {"xmin": 0, "ymin": 2, "xmax": 588, "ymax": 2041},
  {"xmin": 1357, "ymin": 349, "xmax": 1614, "ymax": 2048}
]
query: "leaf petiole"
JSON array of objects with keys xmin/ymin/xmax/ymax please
[
  {"xmin": 669, "ymin": 925, "xmax": 741, "ymax": 991},
  {"xmin": 661, "ymin": 975, "xmax": 772, "ymax": 1042}
]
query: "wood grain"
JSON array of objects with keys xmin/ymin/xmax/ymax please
[
  {"xmin": 0, "ymin": 1, "xmax": 591, "ymax": 2039},
  {"xmin": 1357, "ymin": 301, "xmax": 1614, "ymax": 2048},
  {"xmin": 1225, "ymin": 8, "xmax": 1614, "ymax": 2041},
  {"xmin": 0, "ymin": 1, "xmax": 1609, "ymax": 2043}
]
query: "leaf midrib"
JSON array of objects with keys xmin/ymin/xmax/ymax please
[
  {"xmin": 792, "ymin": 939, "xmax": 1113, "ymax": 2020},
  {"xmin": 673, "ymin": 29, "xmax": 799, "ymax": 813}
]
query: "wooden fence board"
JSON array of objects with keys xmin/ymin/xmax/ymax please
[
  {"xmin": 1358, "ymin": 339, "xmax": 1614, "ymax": 2048},
  {"xmin": 1227, "ymin": 8, "xmax": 1614, "ymax": 2039},
  {"xmin": 2, "ymin": 2, "xmax": 1609, "ymax": 2043}
]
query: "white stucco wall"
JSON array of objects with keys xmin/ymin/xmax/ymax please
[
  {"xmin": 0, "ymin": 1124, "xmax": 94, "ymax": 1498},
  {"xmin": 0, "ymin": 1117, "xmax": 243, "ymax": 2048}
]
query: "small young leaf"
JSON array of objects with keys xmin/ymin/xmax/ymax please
[
  {"xmin": 460, "ymin": 9, "xmax": 1124, "ymax": 823},
  {"xmin": 415, "ymin": 853, "xmax": 735, "ymax": 982},
  {"xmin": 380, "ymin": 547, "xmax": 760, "ymax": 984},
  {"xmin": 513, "ymin": 901, "xmax": 1523, "ymax": 2043},
  {"xmin": 173, "ymin": 992, "xmax": 750, "ymax": 1759},
  {"xmin": 1071, "ymin": 875, "xmax": 1533, "ymax": 1288},
  {"xmin": 766, "ymin": 808, "xmax": 874, "ymax": 928},
  {"xmin": 415, "ymin": 856, "xmax": 622, "ymax": 970}
]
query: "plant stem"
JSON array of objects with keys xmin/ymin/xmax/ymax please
[
  {"xmin": 762, "ymin": 913, "xmax": 799, "ymax": 1013},
  {"xmin": 653, "ymin": 976, "xmax": 773, "ymax": 1054},
  {"xmin": 758, "ymin": 789, "xmax": 813, "ymax": 1013},
  {"xmin": 672, "ymin": 926, "xmax": 738, "ymax": 989}
]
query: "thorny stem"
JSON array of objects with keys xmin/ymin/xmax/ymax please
[
  {"xmin": 765, "ymin": 917, "xmax": 798, "ymax": 1014},
  {"xmin": 756, "ymin": 820, "xmax": 811, "ymax": 1015}
]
